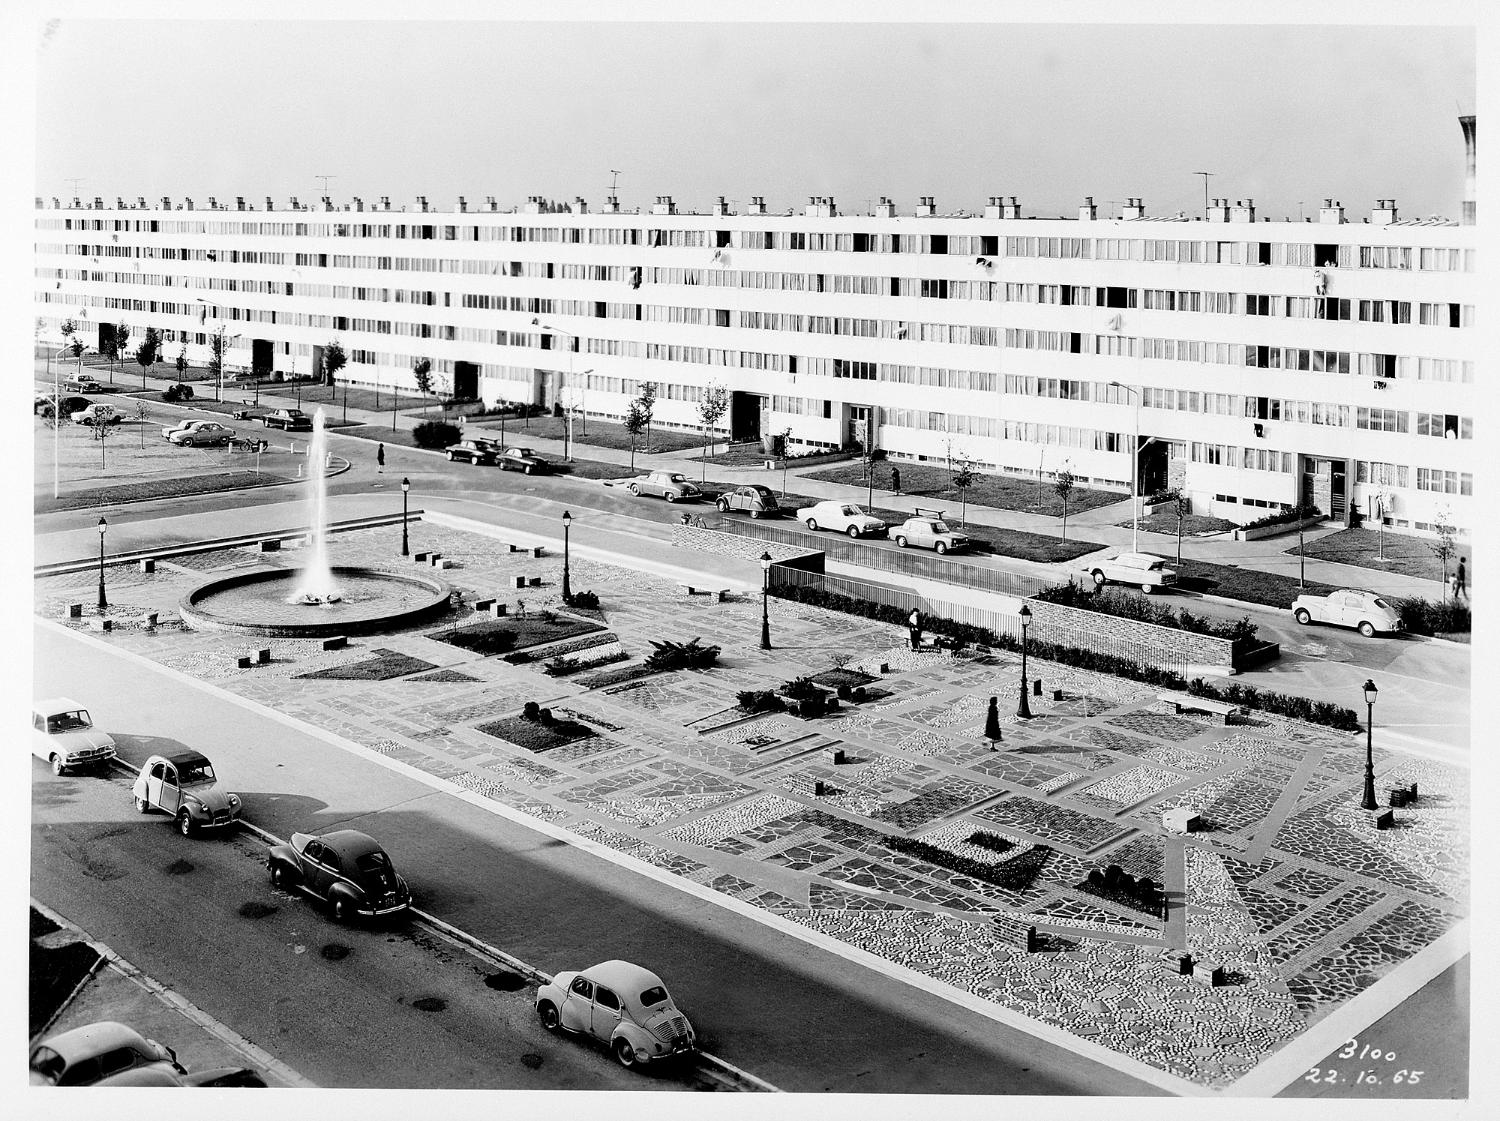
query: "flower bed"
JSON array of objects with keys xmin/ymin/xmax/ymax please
[
  {"xmin": 428, "ymin": 614, "xmax": 602, "ymax": 657},
  {"xmin": 503, "ymin": 630, "xmax": 619, "ymax": 665},
  {"xmin": 543, "ymin": 645, "xmax": 630, "ymax": 676},
  {"xmin": 477, "ymin": 712, "xmax": 596, "ymax": 752}
]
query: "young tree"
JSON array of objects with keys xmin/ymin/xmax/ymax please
[
  {"xmin": 1167, "ymin": 488, "xmax": 1192, "ymax": 563},
  {"xmin": 135, "ymin": 399, "xmax": 150, "ymax": 449},
  {"xmin": 697, "ymin": 381, "xmax": 729, "ymax": 480},
  {"xmin": 1053, "ymin": 467, "xmax": 1077, "ymax": 541},
  {"xmin": 207, "ymin": 326, "xmax": 229, "ymax": 400},
  {"xmin": 622, "ymin": 399, "xmax": 649, "ymax": 470},
  {"xmin": 60, "ymin": 317, "xmax": 77, "ymax": 344},
  {"xmin": 112, "ymin": 322, "xmax": 131, "ymax": 380},
  {"xmin": 411, "ymin": 356, "xmax": 434, "ymax": 413},
  {"xmin": 323, "ymin": 339, "xmax": 347, "ymax": 398},
  {"xmin": 953, "ymin": 457, "xmax": 980, "ymax": 527},
  {"xmin": 1431, "ymin": 506, "xmax": 1458, "ymax": 603},
  {"xmin": 135, "ymin": 327, "xmax": 161, "ymax": 390},
  {"xmin": 635, "ymin": 381, "xmax": 658, "ymax": 452},
  {"xmin": 776, "ymin": 425, "xmax": 794, "ymax": 497},
  {"xmin": 175, "ymin": 343, "xmax": 188, "ymax": 378}
]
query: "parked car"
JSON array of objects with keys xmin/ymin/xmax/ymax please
[
  {"xmin": 161, "ymin": 417, "xmax": 215, "ymax": 440},
  {"xmin": 496, "ymin": 445, "xmax": 551, "ymax": 474},
  {"xmin": 267, "ymin": 829, "xmax": 411, "ymax": 921},
  {"xmin": 799, "ymin": 500, "xmax": 886, "ymax": 537},
  {"xmin": 262, "ymin": 408, "xmax": 313, "ymax": 431},
  {"xmin": 95, "ymin": 1065, "xmax": 268, "ymax": 1087},
  {"xmin": 889, "ymin": 511, "xmax": 970, "ymax": 553},
  {"xmin": 444, "ymin": 439, "xmax": 498, "ymax": 465},
  {"xmin": 715, "ymin": 484, "xmax": 782, "ymax": 518},
  {"xmin": 131, "ymin": 750, "xmax": 243, "ymax": 836},
  {"xmin": 1081, "ymin": 551, "xmax": 1179, "ymax": 593},
  {"xmin": 35, "ymin": 394, "xmax": 92, "ymax": 419},
  {"xmin": 535, "ymin": 960, "xmax": 697, "ymax": 1069},
  {"xmin": 169, "ymin": 421, "xmax": 236, "ymax": 447},
  {"xmin": 70, "ymin": 403, "xmax": 119, "ymax": 426},
  {"xmin": 1291, "ymin": 589, "xmax": 1404, "ymax": 637},
  {"xmin": 64, "ymin": 376, "xmax": 104, "ymax": 394},
  {"xmin": 32, "ymin": 697, "xmax": 116, "ymax": 775},
  {"xmin": 30, "ymin": 1021, "xmax": 184, "ymax": 1086},
  {"xmin": 628, "ymin": 471, "xmax": 702, "ymax": 502}
]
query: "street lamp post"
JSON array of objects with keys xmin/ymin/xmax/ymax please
[
  {"xmin": 96, "ymin": 517, "xmax": 108, "ymax": 612},
  {"xmin": 561, "ymin": 510, "xmax": 573, "ymax": 603},
  {"xmin": 1108, "ymin": 381, "xmax": 1142, "ymax": 553},
  {"xmin": 759, "ymin": 551, "xmax": 773, "ymax": 650},
  {"xmin": 51, "ymin": 345, "xmax": 70, "ymax": 499},
  {"xmin": 1016, "ymin": 603, "xmax": 1033, "ymax": 718},
  {"xmin": 400, "ymin": 477, "xmax": 411, "ymax": 556},
  {"xmin": 1360, "ymin": 679, "xmax": 1379, "ymax": 810}
]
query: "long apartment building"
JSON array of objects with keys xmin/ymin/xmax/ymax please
[{"xmin": 33, "ymin": 162, "xmax": 1476, "ymax": 538}]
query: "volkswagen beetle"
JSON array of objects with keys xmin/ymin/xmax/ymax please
[
  {"xmin": 132, "ymin": 750, "xmax": 243, "ymax": 836},
  {"xmin": 267, "ymin": 829, "xmax": 411, "ymax": 921},
  {"xmin": 535, "ymin": 960, "xmax": 697, "ymax": 1069},
  {"xmin": 30, "ymin": 1021, "xmax": 183, "ymax": 1086}
]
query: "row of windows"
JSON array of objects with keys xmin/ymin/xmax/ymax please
[{"xmin": 1005, "ymin": 236, "xmax": 1473, "ymax": 272}]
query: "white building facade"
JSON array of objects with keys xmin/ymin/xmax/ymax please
[{"xmin": 33, "ymin": 190, "xmax": 1474, "ymax": 535}]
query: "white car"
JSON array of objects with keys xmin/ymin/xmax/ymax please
[
  {"xmin": 535, "ymin": 960, "xmax": 696, "ymax": 1069},
  {"xmin": 799, "ymin": 500, "xmax": 886, "ymax": 538},
  {"xmin": 32, "ymin": 697, "xmax": 116, "ymax": 775},
  {"xmin": 169, "ymin": 421, "xmax": 236, "ymax": 447},
  {"xmin": 1292, "ymin": 589, "xmax": 1404, "ymax": 637},
  {"xmin": 161, "ymin": 418, "xmax": 215, "ymax": 440},
  {"xmin": 70, "ymin": 403, "xmax": 119, "ymax": 426},
  {"xmin": 1082, "ymin": 551, "xmax": 1179, "ymax": 593}
]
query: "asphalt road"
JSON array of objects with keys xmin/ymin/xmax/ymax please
[{"xmin": 33, "ymin": 620, "xmax": 1160, "ymax": 1096}]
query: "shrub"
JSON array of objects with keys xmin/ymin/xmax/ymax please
[
  {"xmin": 543, "ymin": 655, "xmax": 577, "ymax": 676},
  {"xmin": 964, "ymin": 830, "xmax": 1017, "ymax": 855},
  {"xmin": 413, "ymin": 419, "xmax": 461, "ymax": 448},
  {"xmin": 163, "ymin": 383, "xmax": 194, "ymax": 402},
  {"xmin": 1395, "ymin": 596, "xmax": 1471, "ymax": 636},
  {"xmin": 798, "ymin": 694, "xmax": 826, "ymax": 718},
  {"xmin": 1033, "ymin": 581, "xmax": 1260, "ymax": 645},
  {"xmin": 538, "ymin": 707, "xmax": 554, "ymax": 725},
  {"xmin": 883, "ymin": 836, "xmax": 1050, "ymax": 892},
  {"xmin": 568, "ymin": 589, "xmax": 600, "ymax": 610},
  {"xmin": 522, "ymin": 701, "xmax": 540, "ymax": 721},
  {"xmin": 1239, "ymin": 502, "xmax": 1319, "ymax": 532},
  {"xmin": 643, "ymin": 637, "xmax": 721, "ymax": 671},
  {"xmin": 736, "ymin": 689, "xmax": 786, "ymax": 713},
  {"xmin": 780, "ymin": 676, "xmax": 822, "ymax": 700}
]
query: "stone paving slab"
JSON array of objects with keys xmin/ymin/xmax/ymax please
[{"xmin": 37, "ymin": 520, "xmax": 1469, "ymax": 1091}]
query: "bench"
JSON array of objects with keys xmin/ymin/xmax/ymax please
[
  {"xmin": 1388, "ymin": 783, "xmax": 1419, "ymax": 808},
  {"xmin": 1158, "ymin": 691, "xmax": 1246, "ymax": 725},
  {"xmin": 991, "ymin": 915, "xmax": 1040, "ymax": 953},
  {"xmin": 138, "ymin": 558, "xmax": 156, "ymax": 573},
  {"xmin": 321, "ymin": 636, "xmax": 347, "ymax": 651}
]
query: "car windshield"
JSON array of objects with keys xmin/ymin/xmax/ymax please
[
  {"xmin": 931, "ymin": 520, "xmax": 952, "ymax": 533},
  {"xmin": 178, "ymin": 761, "xmax": 216, "ymax": 785},
  {"xmin": 842, "ymin": 506, "xmax": 862, "ymax": 516},
  {"xmin": 668, "ymin": 474, "xmax": 686, "ymax": 482},
  {"xmin": 637, "ymin": 985, "xmax": 670, "ymax": 1008},
  {"xmin": 30, "ymin": 1048, "xmax": 64, "ymax": 1081},
  {"xmin": 1372, "ymin": 597, "xmax": 1391, "ymax": 609},
  {"xmin": 46, "ymin": 709, "xmax": 91, "ymax": 732}
]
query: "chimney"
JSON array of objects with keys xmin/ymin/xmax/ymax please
[
  {"xmin": 1371, "ymin": 198, "xmax": 1398, "ymax": 224},
  {"xmin": 804, "ymin": 196, "xmax": 836, "ymax": 217},
  {"xmin": 1231, "ymin": 198, "xmax": 1256, "ymax": 223},
  {"xmin": 71, "ymin": 197, "xmax": 80, "ymax": 209},
  {"xmin": 876, "ymin": 196, "xmax": 897, "ymax": 218},
  {"xmin": 651, "ymin": 195, "xmax": 676, "ymax": 215},
  {"xmin": 1207, "ymin": 197, "xmax": 1231, "ymax": 222},
  {"xmin": 1460, "ymin": 115, "xmax": 1475, "ymax": 225},
  {"xmin": 379, "ymin": 196, "xmax": 390, "ymax": 211},
  {"xmin": 1079, "ymin": 196, "xmax": 1097, "ymax": 221},
  {"xmin": 1002, "ymin": 196, "xmax": 1022, "ymax": 219},
  {"xmin": 983, "ymin": 196, "xmax": 1003, "ymax": 219},
  {"xmin": 417, "ymin": 195, "xmax": 429, "ymax": 212},
  {"xmin": 93, "ymin": 196, "xmax": 103, "ymax": 209},
  {"xmin": 352, "ymin": 197, "xmax": 364, "ymax": 212},
  {"xmin": 1121, "ymin": 197, "xmax": 1146, "ymax": 220},
  {"xmin": 234, "ymin": 196, "xmax": 245, "ymax": 211},
  {"xmin": 712, "ymin": 196, "xmax": 729, "ymax": 216},
  {"xmin": 457, "ymin": 196, "xmax": 467, "ymax": 213},
  {"xmin": 289, "ymin": 196, "xmax": 300, "ymax": 210},
  {"xmin": 34, "ymin": 196, "xmax": 43, "ymax": 209},
  {"xmin": 747, "ymin": 196, "xmax": 767, "ymax": 216},
  {"xmin": 915, "ymin": 196, "xmax": 936, "ymax": 217},
  {"xmin": 52, "ymin": 197, "xmax": 61, "ymax": 209},
  {"xmin": 486, "ymin": 196, "xmax": 498, "ymax": 211},
  {"xmin": 265, "ymin": 196, "xmax": 275, "ymax": 211},
  {"xmin": 574, "ymin": 196, "xmax": 588, "ymax": 214},
  {"xmin": 208, "ymin": 196, "xmax": 218, "ymax": 210},
  {"xmin": 137, "ymin": 196, "xmax": 147, "ymax": 209},
  {"xmin": 161, "ymin": 197, "xmax": 171, "ymax": 211},
  {"xmin": 184, "ymin": 197, "xmax": 194, "ymax": 211},
  {"xmin": 603, "ymin": 194, "xmax": 621, "ymax": 214},
  {"xmin": 1319, "ymin": 198, "xmax": 1345, "ymax": 224},
  {"xmin": 115, "ymin": 196, "xmax": 125, "ymax": 210}
]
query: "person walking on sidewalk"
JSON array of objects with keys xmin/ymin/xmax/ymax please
[
  {"xmin": 376, "ymin": 443, "xmax": 385, "ymax": 473},
  {"xmin": 891, "ymin": 465, "xmax": 902, "ymax": 496},
  {"xmin": 908, "ymin": 607, "xmax": 922, "ymax": 651},
  {"xmin": 1454, "ymin": 556, "xmax": 1468, "ymax": 603}
]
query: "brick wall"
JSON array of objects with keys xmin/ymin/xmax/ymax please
[{"xmin": 1025, "ymin": 598, "xmax": 1235, "ymax": 669}]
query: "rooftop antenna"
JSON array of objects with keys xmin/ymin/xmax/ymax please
[
  {"xmin": 315, "ymin": 174, "xmax": 337, "ymax": 196},
  {"xmin": 64, "ymin": 178, "xmax": 84, "ymax": 197},
  {"xmin": 1194, "ymin": 171, "xmax": 1214, "ymax": 219},
  {"xmin": 609, "ymin": 170, "xmax": 622, "ymax": 194}
]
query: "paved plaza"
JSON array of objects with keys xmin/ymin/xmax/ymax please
[{"xmin": 34, "ymin": 518, "xmax": 1468, "ymax": 1092}]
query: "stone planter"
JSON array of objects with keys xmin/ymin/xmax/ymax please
[{"xmin": 1233, "ymin": 514, "xmax": 1323, "ymax": 542}]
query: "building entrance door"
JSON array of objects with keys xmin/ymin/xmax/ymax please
[
  {"xmin": 729, "ymin": 391, "xmax": 764, "ymax": 442},
  {"xmin": 454, "ymin": 361, "xmax": 478, "ymax": 401},
  {"xmin": 846, "ymin": 405, "xmax": 875, "ymax": 449}
]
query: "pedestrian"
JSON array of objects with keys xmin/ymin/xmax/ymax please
[
  {"xmin": 1454, "ymin": 556, "xmax": 1468, "ymax": 602},
  {"xmin": 376, "ymin": 442, "xmax": 385, "ymax": 473},
  {"xmin": 891, "ymin": 465, "xmax": 902, "ymax": 495},
  {"xmin": 984, "ymin": 696, "xmax": 1002, "ymax": 746},
  {"xmin": 908, "ymin": 607, "xmax": 922, "ymax": 651}
]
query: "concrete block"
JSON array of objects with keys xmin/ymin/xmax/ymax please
[
  {"xmin": 1162, "ymin": 808, "xmax": 1201, "ymax": 834},
  {"xmin": 527, "ymin": 576, "xmax": 542, "ymax": 587},
  {"xmin": 677, "ymin": 584, "xmax": 697, "ymax": 595},
  {"xmin": 1374, "ymin": 809, "xmax": 1395, "ymax": 830},
  {"xmin": 1171, "ymin": 953, "xmax": 1194, "ymax": 975},
  {"xmin": 259, "ymin": 539, "xmax": 281, "ymax": 552},
  {"xmin": 530, "ymin": 546, "xmax": 545, "ymax": 558},
  {"xmin": 513, "ymin": 576, "xmax": 527, "ymax": 589},
  {"xmin": 256, "ymin": 647, "xmax": 272, "ymax": 665},
  {"xmin": 490, "ymin": 603, "xmax": 508, "ymax": 618},
  {"xmin": 138, "ymin": 558, "xmax": 156, "ymax": 573},
  {"xmin": 1191, "ymin": 962, "xmax": 1225, "ymax": 987},
  {"xmin": 427, "ymin": 553, "xmax": 443, "ymax": 566},
  {"xmin": 435, "ymin": 558, "xmax": 453, "ymax": 570},
  {"xmin": 828, "ymin": 748, "xmax": 847, "ymax": 765},
  {"xmin": 879, "ymin": 663, "xmax": 890, "ymax": 675},
  {"xmin": 1032, "ymin": 678, "xmax": 1042, "ymax": 696},
  {"xmin": 65, "ymin": 603, "xmax": 83, "ymax": 618},
  {"xmin": 321, "ymin": 636, "xmax": 347, "ymax": 651},
  {"xmin": 473, "ymin": 598, "xmax": 495, "ymax": 612},
  {"xmin": 1052, "ymin": 688, "xmax": 1065, "ymax": 702},
  {"xmin": 506, "ymin": 544, "xmax": 520, "ymax": 553},
  {"xmin": 414, "ymin": 551, "xmax": 431, "ymax": 563},
  {"xmin": 144, "ymin": 612, "xmax": 158, "ymax": 627},
  {"xmin": 236, "ymin": 655, "xmax": 252, "ymax": 669},
  {"xmin": 89, "ymin": 618, "xmax": 113, "ymax": 632}
]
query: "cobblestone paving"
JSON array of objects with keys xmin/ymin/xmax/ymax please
[{"xmin": 45, "ymin": 521, "xmax": 1468, "ymax": 1090}]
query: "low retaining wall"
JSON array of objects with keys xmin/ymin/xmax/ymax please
[
  {"xmin": 1233, "ymin": 515, "xmax": 1323, "ymax": 542},
  {"xmin": 1025, "ymin": 598, "xmax": 1249, "ymax": 673},
  {"xmin": 672, "ymin": 523, "xmax": 824, "ymax": 571}
]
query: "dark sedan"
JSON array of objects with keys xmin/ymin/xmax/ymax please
[
  {"xmin": 267, "ymin": 829, "xmax": 411, "ymax": 922},
  {"xmin": 497, "ymin": 446, "xmax": 551, "ymax": 474},
  {"xmin": 444, "ymin": 439, "xmax": 498, "ymax": 465}
]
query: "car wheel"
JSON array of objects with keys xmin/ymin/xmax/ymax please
[
  {"xmin": 717, "ymin": 499, "xmax": 730, "ymax": 512},
  {"xmin": 847, "ymin": 525, "xmax": 861, "ymax": 538},
  {"xmin": 628, "ymin": 483, "xmax": 640, "ymax": 496},
  {"xmin": 177, "ymin": 811, "xmax": 196, "ymax": 838},
  {"xmin": 446, "ymin": 451, "xmax": 455, "ymax": 461},
  {"xmin": 331, "ymin": 897, "xmax": 350, "ymax": 923},
  {"xmin": 269, "ymin": 860, "xmax": 290, "ymax": 887},
  {"xmin": 896, "ymin": 536, "xmax": 908, "ymax": 548},
  {"xmin": 665, "ymin": 492, "xmax": 677, "ymax": 502},
  {"xmin": 51, "ymin": 755, "xmax": 65, "ymax": 776},
  {"xmin": 1141, "ymin": 583, "xmax": 1155, "ymax": 594},
  {"xmin": 613, "ymin": 1037, "xmax": 639, "ymax": 1069},
  {"xmin": 1358, "ymin": 621, "xmax": 1377, "ymax": 638},
  {"xmin": 1294, "ymin": 608, "xmax": 1312, "ymax": 625},
  {"xmin": 751, "ymin": 509, "xmax": 762, "ymax": 519},
  {"xmin": 935, "ymin": 541, "xmax": 948, "ymax": 555},
  {"xmin": 134, "ymin": 795, "xmax": 150, "ymax": 814},
  {"xmin": 182, "ymin": 437, "xmax": 194, "ymax": 447},
  {"xmin": 537, "ymin": 1002, "xmax": 561, "ymax": 1033},
  {"xmin": 805, "ymin": 518, "xmax": 819, "ymax": 531},
  {"xmin": 1091, "ymin": 570, "xmax": 1107, "ymax": 589}
]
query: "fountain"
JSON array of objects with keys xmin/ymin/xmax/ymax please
[{"xmin": 177, "ymin": 409, "xmax": 451, "ymax": 637}]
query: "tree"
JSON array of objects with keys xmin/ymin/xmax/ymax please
[
  {"xmin": 1167, "ymin": 488, "xmax": 1192, "ymax": 563},
  {"xmin": 622, "ymin": 400, "xmax": 649, "ymax": 470},
  {"xmin": 323, "ymin": 339, "xmax": 347, "ymax": 396},
  {"xmin": 60, "ymin": 317, "xmax": 77, "ymax": 343},
  {"xmin": 111, "ymin": 322, "xmax": 131, "ymax": 380},
  {"xmin": 953, "ymin": 457, "xmax": 980, "ymax": 527},
  {"xmin": 1053, "ymin": 467, "xmax": 1077, "ymax": 541},
  {"xmin": 411, "ymin": 356, "xmax": 434, "ymax": 413},
  {"xmin": 175, "ymin": 343, "xmax": 188, "ymax": 378},
  {"xmin": 207, "ymin": 326, "xmax": 229, "ymax": 401},
  {"xmin": 697, "ymin": 381, "xmax": 729, "ymax": 480},
  {"xmin": 777, "ymin": 425, "xmax": 794, "ymax": 497},
  {"xmin": 135, "ymin": 399, "xmax": 149, "ymax": 449},
  {"xmin": 1431, "ymin": 507, "xmax": 1458, "ymax": 603},
  {"xmin": 136, "ymin": 327, "xmax": 161, "ymax": 390},
  {"xmin": 636, "ymin": 381, "xmax": 658, "ymax": 452}
]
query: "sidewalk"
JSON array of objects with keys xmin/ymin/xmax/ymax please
[{"xmin": 37, "ymin": 357, "xmax": 1453, "ymax": 603}]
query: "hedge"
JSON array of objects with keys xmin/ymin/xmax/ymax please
[
  {"xmin": 1239, "ymin": 501, "xmax": 1320, "ymax": 532},
  {"xmin": 1395, "ymin": 596, "xmax": 1471, "ymax": 636},
  {"xmin": 883, "ymin": 836, "xmax": 1052, "ymax": 893},
  {"xmin": 1034, "ymin": 581, "xmax": 1259, "ymax": 645},
  {"xmin": 769, "ymin": 582, "xmax": 1361, "ymax": 731},
  {"xmin": 413, "ymin": 419, "xmax": 461, "ymax": 448}
]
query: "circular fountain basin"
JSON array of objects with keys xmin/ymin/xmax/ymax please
[{"xmin": 179, "ymin": 565, "xmax": 452, "ymax": 637}]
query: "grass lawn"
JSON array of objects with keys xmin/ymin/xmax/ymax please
[
  {"xmin": 1117, "ymin": 511, "xmax": 1238, "ymax": 536},
  {"xmin": 1289, "ymin": 527, "xmax": 1458, "ymax": 583},
  {"xmin": 37, "ymin": 469, "xmax": 295, "ymax": 513},
  {"xmin": 428, "ymin": 614, "xmax": 602, "ymax": 657},
  {"xmin": 1169, "ymin": 560, "xmax": 1340, "ymax": 609},
  {"xmin": 803, "ymin": 461, "xmax": 1123, "ymax": 518},
  {"xmin": 845, "ymin": 501, "xmax": 1103, "ymax": 563},
  {"xmin": 295, "ymin": 649, "xmax": 437, "ymax": 680},
  {"xmin": 462, "ymin": 413, "xmax": 705, "ymax": 455},
  {"xmin": 715, "ymin": 443, "xmax": 856, "ymax": 468},
  {"xmin": 477, "ymin": 713, "xmax": 596, "ymax": 753}
]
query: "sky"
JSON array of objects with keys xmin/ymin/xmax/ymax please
[{"xmin": 25, "ymin": 4, "xmax": 1477, "ymax": 221}]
